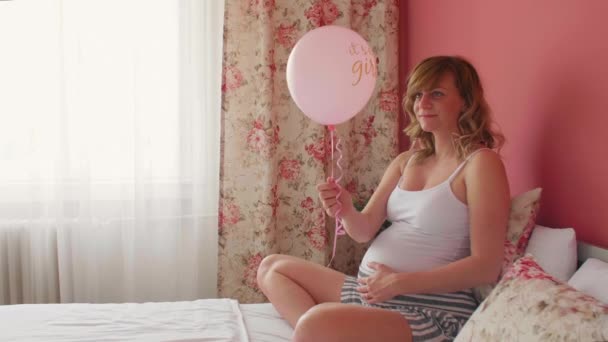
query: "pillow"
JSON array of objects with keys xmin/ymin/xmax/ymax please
[
  {"xmin": 524, "ymin": 225, "xmax": 577, "ymax": 282},
  {"xmin": 456, "ymin": 255, "xmax": 608, "ymax": 342},
  {"xmin": 568, "ymin": 258, "xmax": 608, "ymax": 304},
  {"xmin": 473, "ymin": 188, "xmax": 542, "ymax": 301}
]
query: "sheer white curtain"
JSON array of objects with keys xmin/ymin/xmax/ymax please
[{"xmin": 0, "ymin": 0, "xmax": 223, "ymax": 304}]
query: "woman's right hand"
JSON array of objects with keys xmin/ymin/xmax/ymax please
[{"xmin": 315, "ymin": 177, "xmax": 354, "ymax": 218}]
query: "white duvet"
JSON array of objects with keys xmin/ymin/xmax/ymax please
[{"xmin": 0, "ymin": 299, "xmax": 293, "ymax": 342}]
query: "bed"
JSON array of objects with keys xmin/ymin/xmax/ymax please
[
  {"xmin": 0, "ymin": 299, "xmax": 293, "ymax": 342},
  {"xmin": 0, "ymin": 240, "xmax": 606, "ymax": 342}
]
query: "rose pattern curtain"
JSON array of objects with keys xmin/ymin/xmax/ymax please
[{"xmin": 218, "ymin": 0, "xmax": 400, "ymax": 303}]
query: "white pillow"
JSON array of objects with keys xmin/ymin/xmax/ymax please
[
  {"xmin": 568, "ymin": 258, "xmax": 608, "ymax": 304},
  {"xmin": 524, "ymin": 225, "xmax": 577, "ymax": 282}
]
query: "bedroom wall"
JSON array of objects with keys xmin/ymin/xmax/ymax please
[{"xmin": 401, "ymin": 0, "xmax": 608, "ymax": 247}]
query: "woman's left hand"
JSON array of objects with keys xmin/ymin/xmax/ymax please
[{"xmin": 356, "ymin": 262, "xmax": 399, "ymax": 304}]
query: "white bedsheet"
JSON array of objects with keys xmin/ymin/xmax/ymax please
[
  {"xmin": 240, "ymin": 303, "xmax": 292, "ymax": 342},
  {"xmin": 0, "ymin": 299, "xmax": 250, "ymax": 342}
]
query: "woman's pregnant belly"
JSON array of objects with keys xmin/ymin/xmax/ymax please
[{"xmin": 358, "ymin": 222, "xmax": 470, "ymax": 277}]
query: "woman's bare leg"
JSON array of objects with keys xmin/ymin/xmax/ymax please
[
  {"xmin": 293, "ymin": 302, "xmax": 413, "ymax": 342},
  {"xmin": 256, "ymin": 254, "xmax": 345, "ymax": 327}
]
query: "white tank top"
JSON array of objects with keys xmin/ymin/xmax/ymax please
[{"xmin": 358, "ymin": 149, "xmax": 489, "ymax": 277}]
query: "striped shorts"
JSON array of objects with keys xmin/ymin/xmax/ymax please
[{"xmin": 341, "ymin": 275, "xmax": 478, "ymax": 341}]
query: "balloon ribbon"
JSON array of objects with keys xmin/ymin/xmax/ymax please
[{"xmin": 327, "ymin": 125, "xmax": 346, "ymax": 267}]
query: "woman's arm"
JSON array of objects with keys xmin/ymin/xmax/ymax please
[{"xmin": 317, "ymin": 150, "xmax": 413, "ymax": 243}]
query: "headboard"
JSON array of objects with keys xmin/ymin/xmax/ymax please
[{"xmin": 578, "ymin": 241, "xmax": 608, "ymax": 264}]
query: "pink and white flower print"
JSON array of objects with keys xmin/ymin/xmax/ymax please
[
  {"xmin": 279, "ymin": 159, "xmax": 301, "ymax": 181},
  {"xmin": 306, "ymin": 224, "xmax": 328, "ymax": 251},
  {"xmin": 502, "ymin": 254, "xmax": 558, "ymax": 282},
  {"xmin": 378, "ymin": 89, "xmax": 399, "ymax": 113},
  {"xmin": 300, "ymin": 196, "xmax": 315, "ymax": 213},
  {"xmin": 219, "ymin": 201, "xmax": 241, "ymax": 232},
  {"xmin": 276, "ymin": 23, "xmax": 297, "ymax": 49},
  {"xmin": 221, "ymin": 65, "xmax": 244, "ymax": 93},
  {"xmin": 305, "ymin": 0, "xmax": 339, "ymax": 27},
  {"xmin": 305, "ymin": 139, "xmax": 327, "ymax": 163},
  {"xmin": 246, "ymin": 0, "xmax": 275, "ymax": 13},
  {"xmin": 244, "ymin": 253, "xmax": 264, "ymax": 290},
  {"xmin": 356, "ymin": 115, "xmax": 378, "ymax": 147},
  {"xmin": 246, "ymin": 119, "xmax": 279, "ymax": 157},
  {"xmin": 457, "ymin": 255, "xmax": 608, "ymax": 342},
  {"xmin": 218, "ymin": 0, "xmax": 400, "ymax": 303}
]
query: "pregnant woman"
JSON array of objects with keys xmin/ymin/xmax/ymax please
[{"xmin": 257, "ymin": 55, "xmax": 510, "ymax": 342}]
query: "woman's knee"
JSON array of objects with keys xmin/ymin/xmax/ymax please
[
  {"xmin": 256, "ymin": 254, "xmax": 283, "ymax": 290},
  {"xmin": 292, "ymin": 303, "xmax": 338, "ymax": 342},
  {"xmin": 293, "ymin": 303, "xmax": 413, "ymax": 342}
]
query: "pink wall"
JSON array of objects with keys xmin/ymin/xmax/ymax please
[{"xmin": 403, "ymin": 0, "xmax": 608, "ymax": 247}]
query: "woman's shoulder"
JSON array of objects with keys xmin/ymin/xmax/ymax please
[
  {"xmin": 464, "ymin": 147, "xmax": 506, "ymax": 179},
  {"xmin": 394, "ymin": 149, "xmax": 416, "ymax": 172},
  {"xmin": 397, "ymin": 139, "xmax": 423, "ymax": 164},
  {"xmin": 466, "ymin": 147, "xmax": 502, "ymax": 163}
]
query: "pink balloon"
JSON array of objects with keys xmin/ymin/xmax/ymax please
[{"xmin": 286, "ymin": 25, "xmax": 378, "ymax": 126}]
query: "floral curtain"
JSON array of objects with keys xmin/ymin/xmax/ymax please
[{"xmin": 218, "ymin": 0, "xmax": 400, "ymax": 303}]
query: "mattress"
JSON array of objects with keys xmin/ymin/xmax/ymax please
[
  {"xmin": 240, "ymin": 303, "xmax": 292, "ymax": 342},
  {"xmin": 0, "ymin": 299, "xmax": 293, "ymax": 342}
]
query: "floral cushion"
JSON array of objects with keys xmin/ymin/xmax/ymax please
[
  {"xmin": 456, "ymin": 255, "xmax": 608, "ymax": 341},
  {"xmin": 474, "ymin": 188, "xmax": 542, "ymax": 301}
]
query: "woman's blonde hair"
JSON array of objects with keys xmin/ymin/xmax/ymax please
[{"xmin": 402, "ymin": 56, "xmax": 504, "ymax": 162}]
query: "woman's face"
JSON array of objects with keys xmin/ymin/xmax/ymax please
[{"xmin": 413, "ymin": 72, "xmax": 465, "ymax": 134}]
